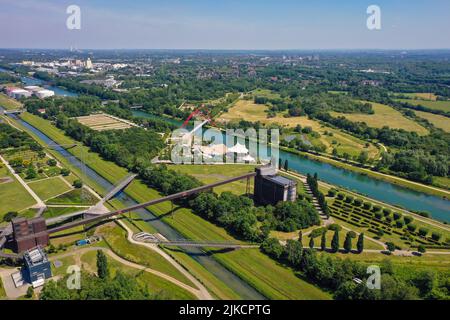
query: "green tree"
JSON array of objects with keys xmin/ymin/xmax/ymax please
[
  {"xmin": 283, "ymin": 159, "xmax": 289, "ymax": 171},
  {"xmin": 96, "ymin": 250, "xmax": 109, "ymax": 279},
  {"xmin": 47, "ymin": 159, "xmax": 57, "ymax": 167},
  {"xmin": 73, "ymin": 179, "xmax": 83, "ymax": 188},
  {"xmin": 298, "ymin": 230, "xmax": 303, "ymax": 243},
  {"xmin": 3, "ymin": 211, "xmax": 18, "ymax": 222},
  {"xmin": 356, "ymin": 233, "xmax": 364, "ymax": 253},
  {"xmin": 417, "ymin": 245, "xmax": 426, "ymax": 254},
  {"xmin": 331, "ymin": 230, "xmax": 339, "ymax": 253},
  {"xmin": 26, "ymin": 286, "xmax": 34, "ymax": 299},
  {"xmin": 386, "ymin": 242, "xmax": 396, "ymax": 252},
  {"xmin": 320, "ymin": 231, "xmax": 327, "ymax": 251},
  {"xmin": 25, "ymin": 166, "xmax": 37, "ymax": 179},
  {"xmin": 309, "ymin": 237, "xmax": 315, "ymax": 249},
  {"xmin": 285, "ymin": 240, "xmax": 303, "ymax": 267},
  {"xmin": 344, "ymin": 232, "xmax": 353, "ymax": 252}
]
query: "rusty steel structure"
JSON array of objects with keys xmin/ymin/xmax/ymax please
[{"xmin": 47, "ymin": 172, "xmax": 257, "ymax": 235}]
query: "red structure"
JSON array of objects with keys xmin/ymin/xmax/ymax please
[
  {"xmin": 181, "ymin": 105, "xmax": 215, "ymax": 128},
  {"xmin": 12, "ymin": 217, "xmax": 49, "ymax": 253}
]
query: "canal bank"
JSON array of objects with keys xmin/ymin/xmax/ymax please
[{"xmin": 133, "ymin": 110, "xmax": 450, "ymax": 223}]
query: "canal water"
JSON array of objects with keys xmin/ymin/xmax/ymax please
[
  {"xmin": 10, "ymin": 114, "xmax": 265, "ymax": 300},
  {"xmin": 0, "ymin": 67, "xmax": 78, "ymax": 97},
  {"xmin": 21, "ymin": 76, "xmax": 78, "ymax": 97},
  {"xmin": 133, "ymin": 110, "xmax": 450, "ymax": 222}
]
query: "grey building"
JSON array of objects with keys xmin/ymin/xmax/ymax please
[
  {"xmin": 254, "ymin": 167, "xmax": 297, "ymax": 206},
  {"xmin": 22, "ymin": 246, "xmax": 52, "ymax": 284}
]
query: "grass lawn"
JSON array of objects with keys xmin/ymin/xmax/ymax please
[
  {"xmin": 80, "ymin": 250, "xmax": 197, "ymax": 300},
  {"xmin": 433, "ymin": 176, "xmax": 450, "ymax": 190},
  {"xmin": 99, "ymin": 222, "xmax": 196, "ymax": 288},
  {"xmin": 0, "ymin": 93, "xmax": 22, "ymax": 110},
  {"xmin": 322, "ymin": 250, "xmax": 450, "ymax": 272},
  {"xmin": 28, "ymin": 176, "xmax": 72, "ymax": 201},
  {"xmin": 414, "ymin": 110, "xmax": 450, "ymax": 132},
  {"xmin": 213, "ymin": 248, "xmax": 331, "ymax": 300},
  {"xmin": 43, "ymin": 206, "xmax": 85, "ymax": 219},
  {"xmin": 331, "ymin": 101, "xmax": 429, "ymax": 135},
  {"xmin": 397, "ymin": 98, "xmax": 450, "ymax": 112},
  {"xmin": 0, "ymin": 277, "xmax": 6, "ymax": 299},
  {"xmin": 0, "ymin": 165, "xmax": 36, "ymax": 218},
  {"xmin": 171, "ymin": 164, "xmax": 256, "ymax": 195},
  {"xmin": 46, "ymin": 188, "xmax": 98, "ymax": 205}
]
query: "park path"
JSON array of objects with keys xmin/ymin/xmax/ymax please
[
  {"xmin": 118, "ymin": 221, "xmax": 213, "ymax": 300},
  {"xmin": 49, "ymin": 243, "xmax": 211, "ymax": 300}
]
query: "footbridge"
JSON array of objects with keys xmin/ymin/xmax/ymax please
[
  {"xmin": 133, "ymin": 232, "xmax": 258, "ymax": 249},
  {"xmin": 45, "ymin": 174, "xmax": 138, "ymax": 225},
  {"xmin": 47, "ymin": 172, "xmax": 256, "ymax": 234},
  {"xmin": 1, "ymin": 109, "xmax": 25, "ymax": 115}
]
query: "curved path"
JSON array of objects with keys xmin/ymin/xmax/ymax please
[{"xmin": 118, "ymin": 221, "xmax": 213, "ymax": 300}]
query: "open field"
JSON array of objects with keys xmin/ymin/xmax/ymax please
[
  {"xmin": 0, "ymin": 93, "xmax": 22, "ymax": 110},
  {"xmin": 397, "ymin": 98, "xmax": 450, "ymax": 112},
  {"xmin": 219, "ymin": 99, "xmax": 380, "ymax": 159},
  {"xmin": 0, "ymin": 165, "xmax": 36, "ymax": 218},
  {"xmin": 414, "ymin": 110, "xmax": 450, "ymax": 132},
  {"xmin": 393, "ymin": 92, "xmax": 438, "ymax": 101},
  {"xmin": 213, "ymin": 248, "xmax": 331, "ymax": 300},
  {"xmin": 331, "ymin": 102, "xmax": 429, "ymax": 135},
  {"xmin": 75, "ymin": 113, "xmax": 133, "ymax": 131},
  {"xmin": 28, "ymin": 176, "xmax": 72, "ymax": 201}
]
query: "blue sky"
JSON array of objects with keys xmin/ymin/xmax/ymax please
[{"xmin": 0, "ymin": 0, "xmax": 449, "ymax": 49}]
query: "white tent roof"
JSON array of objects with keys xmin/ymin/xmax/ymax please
[
  {"xmin": 242, "ymin": 154, "xmax": 256, "ymax": 162},
  {"xmin": 228, "ymin": 143, "xmax": 248, "ymax": 154}
]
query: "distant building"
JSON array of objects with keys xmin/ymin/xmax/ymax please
[
  {"xmin": 35, "ymin": 89, "xmax": 54, "ymax": 99},
  {"xmin": 254, "ymin": 166, "xmax": 297, "ymax": 206},
  {"xmin": 85, "ymin": 58, "xmax": 93, "ymax": 69},
  {"xmin": 22, "ymin": 246, "xmax": 52, "ymax": 286}
]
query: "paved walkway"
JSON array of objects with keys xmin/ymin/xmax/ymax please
[{"xmin": 118, "ymin": 221, "xmax": 213, "ymax": 300}]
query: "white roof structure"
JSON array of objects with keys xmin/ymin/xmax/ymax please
[
  {"xmin": 200, "ymin": 144, "xmax": 228, "ymax": 156},
  {"xmin": 228, "ymin": 143, "xmax": 248, "ymax": 154},
  {"xmin": 242, "ymin": 154, "xmax": 256, "ymax": 162}
]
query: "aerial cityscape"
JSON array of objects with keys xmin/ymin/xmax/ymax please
[{"xmin": 0, "ymin": 0, "xmax": 449, "ymax": 308}]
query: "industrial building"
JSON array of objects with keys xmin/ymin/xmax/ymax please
[
  {"xmin": 11, "ymin": 217, "xmax": 49, "ymax": 253},
  {"xmin": 22, "ymin": 246, "xmax": 52, "ymax": 286},
  {"xmin": 254, "ymin": 166, "xmax": 297, "ymax": 206},
  {"xmin": 5, "ymin": 85, "xmax": 54, "ymax": 99}
]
